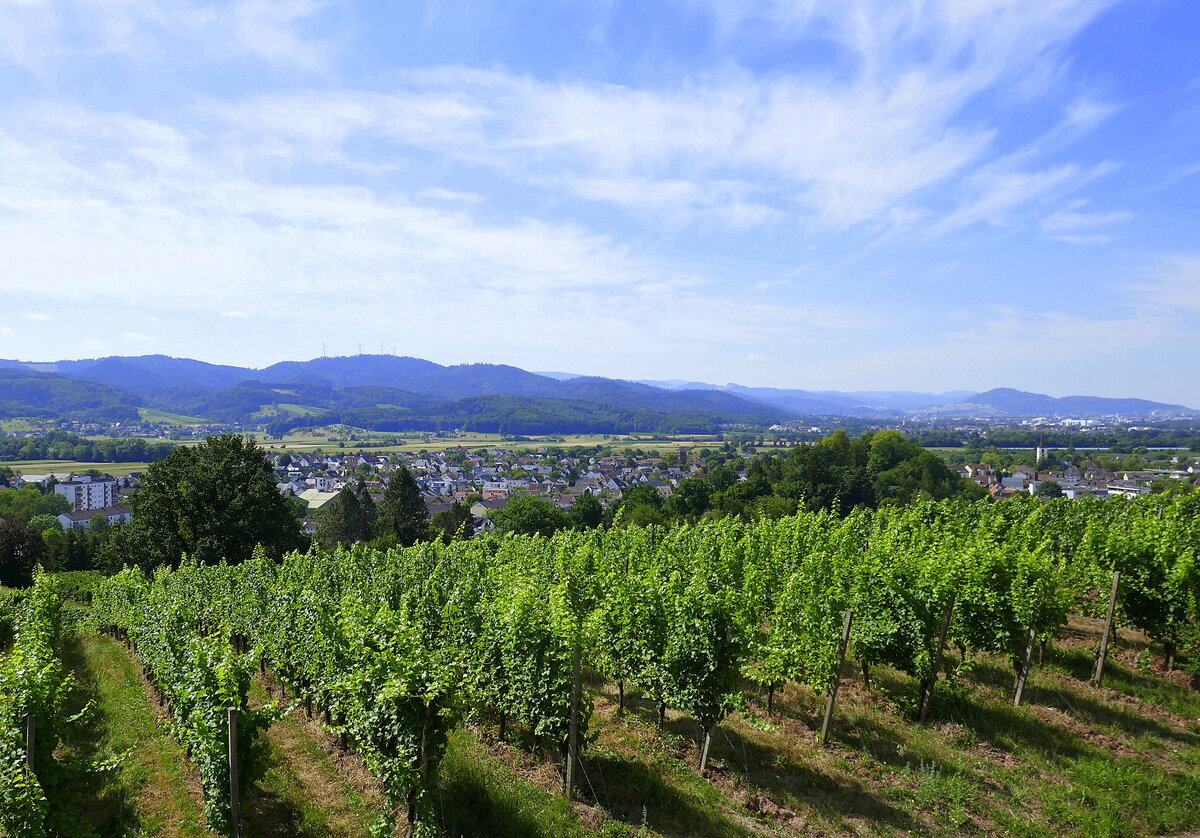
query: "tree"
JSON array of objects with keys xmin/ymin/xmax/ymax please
[
  {"xmin": 490, "ymin": 495, "xmax": 569, "ymax": 537},
  {"xmin": 707, "ymin": 466, "xmax": 738, "ymax": 492},
  {"xmin": 569, "ymin": 492, "xmax": 604, "ymax": 529},
  {"xmin": 0, "ymin": 519, "xmax": 48, "ymax": 586},
  {"xmin": 669, "ymin": 478, "xmax": 714, "ymax": 519},
  {"xmin": 378, "ymin": 465, "xmax": 429, "ymax": 547},
  {"xmin": 1036, "ymin": 480, "xmax": 1064, "ymax": 499},
  {"xmin": 317, "ymin": 487, "xmax": 364, "ymax": 548},
  {"xmin": 356, "ymin": 483, "xmax": 378, "ymax": 536},
  {"xmin": 28, "ymin": 514, "xmax": 63, "ymax": 533},
  {"xmin": 0, "ymin": 487, "xmax": 69, "ymax": 522},
  {"xmin": 430, "ymin": 502, "xmax": 472, "ymax": 543},
  {"xmin": 126, "ymin": 434, "xmax": 304, "ymax": 567}
]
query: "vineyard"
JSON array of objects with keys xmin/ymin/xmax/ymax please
[{"xmin": 3, "ymin": 492, "xmax": 1200, "ymax": 837}]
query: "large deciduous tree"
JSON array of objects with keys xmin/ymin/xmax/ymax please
[
  {"xmin": 490, "ymin": 495, "xmax": 569, "ymax": 537},
  {"xmin": 0, "ymin": 519, "xmax": 48, "ymax": 586},
  {"xmin": 123, "ymin": 434, "xmax": 304, "ymax": 568}
]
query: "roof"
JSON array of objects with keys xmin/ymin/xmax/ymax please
[
  {"xmin": 58, "ymin": 504, "xmax": 131, "ymax": 523},
  {"xmin": 297, "ymin": 489, "xmax": 340, "ymax": 509}
]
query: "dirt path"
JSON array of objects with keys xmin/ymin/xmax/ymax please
[{"xmin": 243, "ymin": 671, "xmax": 389, "ymax": 838}]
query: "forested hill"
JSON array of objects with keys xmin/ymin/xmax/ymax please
[
  {"xmin": 0, "ymin": 354, "xmax": 1194, "ymax": 428},
  {"xmin": 0, "ymin": 355, "xmax": 789, "ymax": 431},
  {"xmin": 0, "ymin": 367, "xmax": 142, "ymax": 422}
]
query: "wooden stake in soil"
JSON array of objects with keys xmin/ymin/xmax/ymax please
[
  {"xmin": 820, "ymin": 609, "xmax": 855, "ymax": 745},
  {"xmin": 1013, "ymin": 625, "xmax": 1038, "ymax": 707},
  {"xmin": 228, "ymin": 707, "xmax": 241, "ymax": 838},
  {"xmin": 1092, "ymin": 570, "xmax": 1120, "ymax": 687},
  {"xmin": 24, "ymin": 713, "xmax": 34, "ymax": 769},
  {"xmin": 699, "ymin": 726, "xmax": 714, "ymax": 772},
  {"xmin": 563, "ymin": 625, "xmax": 583, "ymax": 800},
  {"xmin": 918, "ymin": 595, "xmax": 956, "ymax": 724}
]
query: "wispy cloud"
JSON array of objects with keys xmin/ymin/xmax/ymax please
[
  {"xmin": 0, "ymin": 0, "xmax": 334, "ymax": 75},
  {"xmin": 0, "ymin": 109, "xmax": 860, "ymax": 362},
  {"xmin": 23, "ymin": 313, "xmax": 51, "ymax": 321},
  {"xmin": 220, "ymin": 310, "xmax": 250, "ymax": 318},
  {"xmin": 1125, "ymin": 254, "xmax": 1200, "ymax": 315},
  {"xmin": 121, "ymin": 331, "xmax": 153, "ymax": 342},
  {"xmin": 1041, "ymin": 205, "xmax": 1133, "ymax": 235},
  {"xmin": 931, "ymin": 161, "xmax": 1118, "ymax": 236},
  {"xmin": 196, "ymin": 0, "xmax": 1119, "ymax": 231}
]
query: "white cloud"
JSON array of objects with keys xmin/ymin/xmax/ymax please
[
  {"xmin": 23, "ymin": 312, "xmax": 51, "ymax": 321},
  {"xmin": 121, "ymin": 331, "xmax": 153, "ymax": 342},
  {"xmin": 417, "ymin": 188, "xmax": 487, "ymax": 204},
  {"xmin": 193, "ymin": 0, "xmax": 1117, "ymax": 230},
  {"xmin": 0, "ymin": 325, "xmax": 13, "ymax": 335},
  {"xmin": 747, "ymin": 353, "xmax": 767, "ymax": 362},
  {"xmin": 0, "ymin": 110, "xmax": 860, "ymax": 362},
  {"xmin": 220, "ymin": 310, "xmax": 249, "ymax": 318},
  {"xmin": 931, "ymin": 161, "xmax": 1118, "ymax": 236},
  {"xmin": 1125, "ymin": 254, "xmax": 1200, "ymax": 315},
  {"xmin": 0, "ymin": 0, "xmax": 333, "ymax": 74},
  {"xmin": 1040, "ymin": 201, "xmax": 1132, "ymax": 242}
]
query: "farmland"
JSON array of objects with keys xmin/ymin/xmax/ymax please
[{"xmin": 2, "ymin": 459, "xmax": 150, "ymax": 476}]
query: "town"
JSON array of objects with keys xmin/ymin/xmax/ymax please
[{"xmin": 5, "ymin": 434, "xmax": 1198, "ymax": 542}]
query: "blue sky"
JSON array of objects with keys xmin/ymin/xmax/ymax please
[{"xmin": 0, "ymin": 0, "xmax": 1198, "ymax": 403}]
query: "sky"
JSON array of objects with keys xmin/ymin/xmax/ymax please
[{"xmin": 0, "ymin": 0, "xmax": 1198, "ymax": 403}]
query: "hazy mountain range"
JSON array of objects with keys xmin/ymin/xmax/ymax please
[{"xmin": 0, "ymin": 355, "xmax": 1194, "ymax": 433}]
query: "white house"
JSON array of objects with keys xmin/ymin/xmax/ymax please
[{"xmin": 57, "ymin": 504, "xmax": 132, "ymax": 530}]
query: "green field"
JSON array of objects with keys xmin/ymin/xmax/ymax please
[
  {"xmin": 254, "ymin": 429, "xmax": 724, "ymax": 455},
  {"xmin": 256, "ymin": 404, "xmax": 332, "ymax": 419},
  {"xmin": 5, "ymin": 459, "xmax": 150, "ymax": 475},
  {"xmin": 137, "ymin": 407, "xmax": 208, "ymax": 425},
  {"xmin": 0, "ymin": 418, "xmax": 43, "ymax": 432}
]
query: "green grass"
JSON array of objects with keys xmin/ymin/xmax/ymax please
[
  {"xmin": 5, "ymin": 459, "xmax": 149, "ymax": 475},
  {"xmin": 262, "ymin": 404, "xmax": 332, "ymax": 418},
  {"xmin": 51, "ymin": 632, "xmax": 214, "ymax": 838},
  {"xmin": 138, "ymin": 408, "xmax": 208, "ymax": 425},
  {"xmin": 436, "ymin": 728, "xmax": 601, "ymax": 838},
  {"xmin": 254, "ymin": 429, "xmax": 723, "ymax": 455},
  {"xmin": 0, "ymin": 417, "xmax": 42, "ymax": 432},
  {"xmin": 241, "ymin": 679, "xmax": 385, "ymax": 838}
]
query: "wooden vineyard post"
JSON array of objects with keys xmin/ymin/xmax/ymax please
[
  {"xmin": 25, "ymin": 713, "xmax": 34, "ymax": 769},
  {"xmin": 820, "ymin": 609, "xmax": 855, "ymax": 746},
  {"xmin": 1013, "ymin": 625, "xmax": 1038, "ymax": 707},
  {"xmin": 918, "ymin": 595, "xmax": 956, "ymax": 724},
  {"xmin": 1092, "ymin": 571, "xmax": 1120, "ymax": 687},
  {"xmin": 699, "ymin": 726, "xmax": 714, "ymax": 773},
  {"xmin": 228, "ymin": 708, "xmax": 242, "ymax": 838},
  {"xmin": 563, "ymin": 625, "xmax": 582, "ymax": 799}
]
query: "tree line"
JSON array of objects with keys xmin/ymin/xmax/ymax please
[{"xmin": 0, "ymin": 431, "xmax": 175, "ymax": 464}]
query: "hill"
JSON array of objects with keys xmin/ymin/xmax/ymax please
[
  {"xmin": 1, "ymin": 355, "xmax": 1195, "ymax": 425},
  {"xmin": 928, "ymin": 387, "xmax": 1199, "ymax": 418},
  {"xmin": 1, "ymin": 355, "xmax": 786, "ymax": 426},
  {"xmin": 264, "ymin": 393, "xmax": 777, "ymax": 436},
  {"xmin": 0, "ymin": 367, "xmax": 143, "ymax": 422}
]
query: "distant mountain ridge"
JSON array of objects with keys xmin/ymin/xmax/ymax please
[
  {"xmin": 920, "ymin": 388, "xmax": 1197, "ymax": 418},
  {"xmin": 0, "ymin": 356, "xmax": 1194, "ymax": 427}
]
